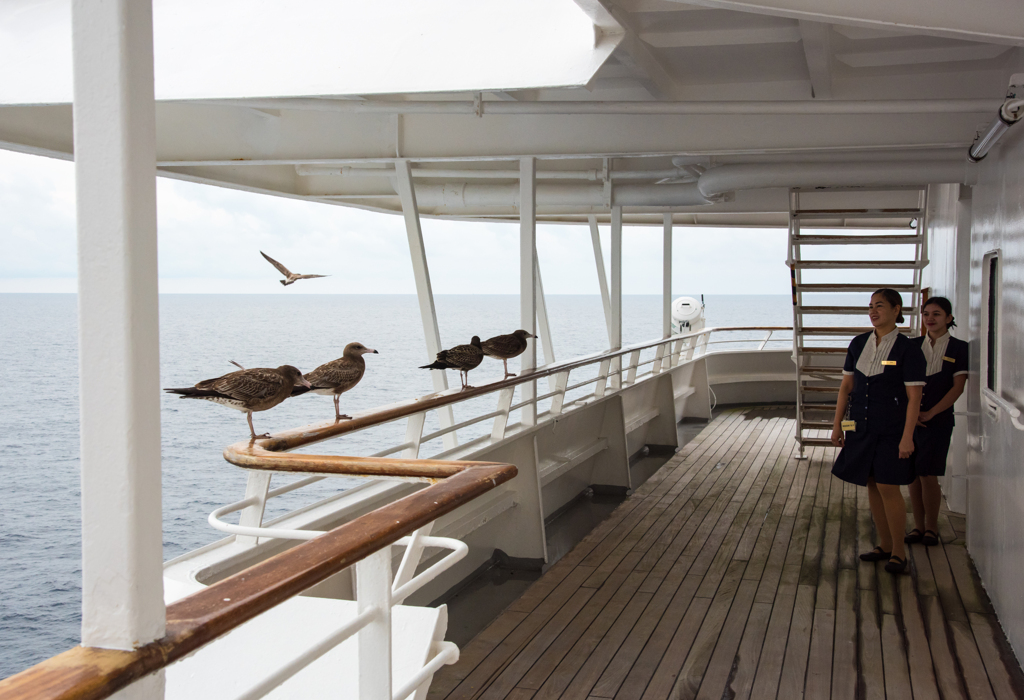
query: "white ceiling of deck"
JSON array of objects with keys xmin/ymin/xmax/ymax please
[{"xmin": 0, "ymin": 0, "xmax": 1021, "ymax": 225}]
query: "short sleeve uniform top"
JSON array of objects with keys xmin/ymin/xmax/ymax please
[
  {"xmin": 911, "ymin": 332, "xmax": 969, "ymax": 427},
  {"xmin": 831, "ymin": 328, "xmax": 927, "ymax": 486}
]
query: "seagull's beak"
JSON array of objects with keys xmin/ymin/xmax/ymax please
[
  {"xmin": 369, "ymin": 348, "xmax": 379, "ymax": 354},
  {"xmin": 531, "ymin": 333, "xmax": 539, "ymax": 339},
  {"xmin": 299, "ymin": 377, "xmax": 312, "ymax": 388}
]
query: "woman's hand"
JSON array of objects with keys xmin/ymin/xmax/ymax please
[
  {"xmin": 899, "ymin": 436, "xmax": 915, "ymax": 459},
  {"xmin": 831, "ymin": 425, "xmax": 845, "ymax": 448},
  {"xmin": 916, "ymin": 408, "xmax": 934, "ymax": 427}
]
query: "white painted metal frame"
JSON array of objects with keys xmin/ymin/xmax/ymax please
[
  {"xmin": 609, "ymin": 206, "xmax": 624, "ymax": 390},
  {"xmin": 396, "ymin": 158, "xmax": 458, "ymax": 450},
  {"xmin": 521, "ymin": 157, "xmax": 538, "ymax": 426},
  {"xmin": 72, "ymin": 0, "xmax": 166, "ymax": 655}
]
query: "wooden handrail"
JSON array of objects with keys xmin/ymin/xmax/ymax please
[
  {"xmin": 0, "ymin": 460, "xmax": 517, "ymax": 700},
  {"xmin": 0, "ymin": 325, "xmax": 790, "ymax": 699}
]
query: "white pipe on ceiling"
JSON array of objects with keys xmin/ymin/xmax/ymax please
[
  {"xmin": 212, "ymin": 98, "xmax": 1001, "ymax": 115},
  {"xmin": 402, "ymin": 182, "xmax": 710, "ymax": 208},
  {"xmin": 294, "ymin": 164, "xmax": 694, "ymax": 181},
  {"xmin": 696, "ymin": 160, "xmax": 978, "ymax": 199}
]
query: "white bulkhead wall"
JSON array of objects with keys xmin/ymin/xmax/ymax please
[{"xmin": 926, "ymin": 122, "xmax": 1024, "ymax": 659}]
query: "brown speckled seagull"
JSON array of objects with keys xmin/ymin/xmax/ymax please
[
  {"xmin": 260, "ymin": 251, "xmax": 329, "ymax": 286},
  {"xmin": 164, "ymin": 365, "xmax": 311, "ymax": 440},
  {"xmin": 482, "ymin": 330, "xmax": 538, "ymax": 378},
  {"xmin": 292, "ymin": 342, "xmax": 378, "ymax": 421},
  {"xmin": 420, "ymin": 336, "xmax": 484, "ymax": 390}
]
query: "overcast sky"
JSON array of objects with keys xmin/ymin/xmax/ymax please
[{"xmin": 0, "ymin": 148, "xmax": 797, "ymax": 296}]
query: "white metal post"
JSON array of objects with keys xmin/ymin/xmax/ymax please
[
  {"xmin": 535, "ymin": 259, "xmax": 555, "ymax": 367},
  {"xmin": 236, "ymin": 471, "xmax": 272, "ymax": 547},
  {"xmin": 395, "ymin": 159, "xmax": 458, "ymax": 449},
  {"xmin": 588, "ymin": 215, "xmax": 614, "ymax": 347},
  {"xmin": 356, "ymin": 550, "xmax": 392, "ymax": 700},
  {"xmin": 72, "ymin": 0, "xmax": 165, "ymax": 652},
  {"xmin": 521, "ymin": 158, "xmax": 538, "ymax": 426},
  {"xmin": 609, "ymin": 207, "xmax": 623, "ymax": 390},
  {"xmin": 663, "ymin": 213, "xmax": 673, "ymax": 338}
]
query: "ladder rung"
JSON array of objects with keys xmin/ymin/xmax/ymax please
[
  {"xmin": 799, "ymin": 306, "xmax": 920, "ymax": 316},
  {"xmin": 800, "ymin": 367, "xmax": 844, "ymax": 375},
  {"xmin": 793, "ymin": 208, "xmax": 922, "ymax": 216},
  {"xmin": 802, "ymin": 386, "xmax": 840, "ymax": 393},
  {"xmin": 798, "ymin": 437, "xmax": 837, "ymax": 447},
  {"xmin": 801, "ymin": 421, "xmax": 835, "ymax": 429},
  {"xmin": 791, "ymin": 260, "xmax": 923, "ymax": 270},
  {"xmin": 797, "ymin": 284, "xmax": 918, "ymax": 292},
  {"xmin": 799, "ymin": 326, "xmax": 912, "ymax": 335},
  {"xmin": 800, "ymin": 348, "xmax": 847, "ymax": 354},
  {"xmin": 792, "ymin": 235, "xmax": 923, "ymax": 245},
  {"xmin": 802, "ymin": 404, "xmax": 838, "ymax": 412}
]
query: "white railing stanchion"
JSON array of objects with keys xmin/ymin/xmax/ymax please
[
  {"xmin": 757, "ymin": 330, "xmax": 773, "ymax": 351},
  {"xmin": 550, "ymin": 371, "xmax": 570, "ymax": 415},
  {"xmin": 491, "ymin": 387, "xmax": 516, "ymax": 440},
  {"xmin": 357, "ymin": 549, "xmax": 392, "ymax": 700},
  {"xmin": 403, "ymin": 412, "xmax": 427, "ymax": 458},
  {"xmin": 594, "ymin": 359, "xmax": 611, "ymax": 398},
  {"xmin": 625, "ymin": 350, "xmax": 642, "ymax": 386},
  {"xmin": 392, "ymin": 523, "xmax": 434, "ymax": 602},
  {"xmin": 652, "ymin": 344, "xmax": 666, "ymax": 374},
  {"xmin": 236, "ymin": 471, "xmax": 272, "ymax": 547}
]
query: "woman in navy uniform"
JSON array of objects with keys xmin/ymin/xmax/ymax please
[
  {"xmin": 831, "ymin": 289, "xmax": 926, "ymax": 574},
  {"xmin": 904, "ymin": 297, "xmax": 968, "ymax": 547}
]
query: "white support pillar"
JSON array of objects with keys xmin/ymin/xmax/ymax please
[
  {"xmin": 521, "ymin": 157, "xmax": 538, "ymax": 426},
  {"xmin": 588, "ymin": 215, "xmax": 614, "ymax": 347},
  {"xmin": 535, "ymin": 259, "xmax": 554, "ymax": 366},
  {"xmin": 609, "ymin": 206, "xmax": 623, "ymax": 390},
  {"xmin": 356, "ymin": 550, "xmax": 392, "ymax": 700},
  {"xmin": 663, "ymin": 213, "xmax": 673, "ymax": 339},
  {"xmin": 72, "ymin": 0, "xmax": 165, "ymax": 651},
  {"xmin": 395, "ymin": 159, "xmax": 457, "ymax": 449}
]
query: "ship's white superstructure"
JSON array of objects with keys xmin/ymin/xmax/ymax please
[{"xmin": 1, "ymin": 1, "xmax": 1023, "ymax": 698}]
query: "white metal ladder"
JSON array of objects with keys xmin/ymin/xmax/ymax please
[{"xmin": 788, "ymin": 187, "xmax": 928, "ymax": 455}]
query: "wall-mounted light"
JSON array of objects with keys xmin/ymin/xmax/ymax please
[{"xmin": 968, "ymin": 74, "xmax": 1023, "ymax": 162}]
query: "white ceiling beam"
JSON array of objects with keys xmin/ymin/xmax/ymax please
[
  {"xmin": 798, "ymin": 21, "xmax": 833, "ymax": 99},
  {"xmin": 615, "ymin": 0, "xmax": 707, "ymax": 11},
  {"xmin": 836, "ymin": 44, "xmax": 1012, "ymax": 68},
  {"xmin": 640, "ymin": 25, "xmax": 801, "ymax": 47},
  {"xmin": 592, "ymin": 1, "xmax": 688, "ymax": 99},
  {"xmin": 682, "ymin": 0, "xmax": 1024, "ymax": 46}
]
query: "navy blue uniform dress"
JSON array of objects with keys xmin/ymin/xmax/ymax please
[
  {"xmin": 911, "ymin": 333, "xmax": 969, "ymax": 476},
  {"xmin": 832, "ymin": 329, "xmax": 927, "ymax": 486}
]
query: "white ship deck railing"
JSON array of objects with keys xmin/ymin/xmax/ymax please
[{"xmin": 0, "ymin": 326, "xmax": 791, "ymax": 700}]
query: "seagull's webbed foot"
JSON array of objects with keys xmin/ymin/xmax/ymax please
[
  {"xmin": 503, "ymin": 372, "xmax": 517, "ymax": 379},
  {"xmin": 335, "ymin": 414, "xmax": 353, "ymax": 421},
  {"xmin": 249, "ymin": 432, "xmax": 272, "ymax": 442}
]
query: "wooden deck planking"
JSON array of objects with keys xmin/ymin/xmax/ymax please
[{"xmin": 429, "ymin": 408, "xmax": 1024, "ymax": 700}]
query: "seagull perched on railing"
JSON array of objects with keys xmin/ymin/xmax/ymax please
[
  {"xmin": 164, "ymin": 365, "xmax": 311, "ymax": 440},
  {"xmin": 420, "ymin": 336, "xmax": 484, "ymax": 390},
  {"xmin": 260, "ymin": 251, "xmax": 329, "ymax": 286},
  {"xmin": 291, "ymin": 342, "xmax": 378, "ymax": 421},
  {"xmin": 482, "ymin": 330, "xmax": 538, "ymax": 378}
]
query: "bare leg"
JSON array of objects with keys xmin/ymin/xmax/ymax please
[
  {"xmin": 909, "ymin": 477, "xmax": 926, "ymax": 532},
  {"xmin": 866, "ymin": 478, "xmax": 893, "ymax": 553},
  {"xmin": 503, "ymin": 358, "xmax": 515, "ymax": 378},
  {"xmin": 875, "ymin": 482, "xmax": 908, "ymax": 561},
  {"xmin": 920, "ymin": 475, "xmax": 942, "ymax": 533},
  {"xmin": 247, "ymin": 412, "xmax": 270, "ymax": 440}
]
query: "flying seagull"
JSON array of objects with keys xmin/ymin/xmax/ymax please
[
  {"xmin": 292, "ymin": 342, "xmax": 379, "ymax": 420},
  {"xmin": 482, "ymin": 330, "xmax": 538, "ymax": 378},
  {"xmin": 420, "ymin": 336, "xmax": 484, "ymax": 390},
  {"xmin": 260, "ymin": 251, "xmax": 329, "ymax": 286},
  {"xmin": 165, "ymin": 365, "xmax": 311, "ymax": 440}
]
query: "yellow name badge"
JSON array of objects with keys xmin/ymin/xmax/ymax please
[
  {"xmin": 881, "ymin": 360, "xmax": 897, "ymax": 366},
  {"xmin": 841, "ymin": 420, "xmax": 857, "ymax": 432},
  {"xmin": 943, "ymin": 356, "xmax": 955, "ymax": 362}
]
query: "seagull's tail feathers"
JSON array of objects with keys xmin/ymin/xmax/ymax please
[
  {"xmin": 164, "ymin": 387, "xmax": 224, "ymax": 399},
  {"xmin": 419, "ymin": 360, "xmax": 451, "ymax": 371}
]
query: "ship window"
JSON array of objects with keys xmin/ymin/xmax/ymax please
[{"xmin": 983, "ymin": 251, "xmax": 1001, "ymax": 392}]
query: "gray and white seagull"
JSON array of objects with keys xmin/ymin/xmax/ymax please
[{"xmin": 260, "ymin": 251, "xmax": 329, "ymax": 286}]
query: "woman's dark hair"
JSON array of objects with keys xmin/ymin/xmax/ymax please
[
  {"xmin": 923, "ymin": 296, "xmax": 957, "ymax": 328},
  {"xmin": 872, "ymin": 288, "xmax": 905, "ymax": 323}
]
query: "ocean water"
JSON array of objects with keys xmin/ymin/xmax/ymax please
[{"xmin": 0, "ymin": 293, "xmax": 797, "ymax": 679}]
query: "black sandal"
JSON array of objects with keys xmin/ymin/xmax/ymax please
[
  {"xmin": 885, "ymin": 555, "xmax": 908, "ymax": 574},
  {"xmin": 922, "ymin": 530, "xmax": 939, "ymax": 547},
  {"xmin": 904, "ymin": 528, "xmax": 924, "ymax": 544},
  {"xmin": 860, "ymin": 546, "xmax": 892, "ymax": 562}
]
